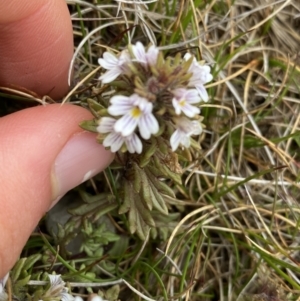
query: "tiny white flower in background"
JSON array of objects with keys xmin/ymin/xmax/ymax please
[
  {"xmin": 184, "ymin": 53, "xmax": 213, "ymax": 102},
  {"xmin": 97, "ymin": 117, "xmax": 143, "ymax": 154},
  {"xmin": 98, "ymin": 50, "xmax": 130, "ymax": 83},
  {"xmin": 45, "ymin": 274, "xmax": 74, "ymax": 301},
  {"xmin": 90, "ymin": 295, "xmax": 107, "ymax": 301},
  {"xmin": 172, "ymin": 88, "xmax": 201, "ymax": 118},
  {"xmin": 108, "ymin": 94, "xmax": 159, "ymax": 139},
  {"xmin": 0, "ymin": 273, "xmax": 9, "ymax": 295},
  {"xmin": 170, "ymin": 117, "xmax": 202, "ymax": 151},
  {"xmin": 131, "ymin": 42, "xmax": 159, "ymax": 66}
]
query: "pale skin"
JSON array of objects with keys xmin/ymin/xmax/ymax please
[{"xmin": 0, "ymin": 0, "xmax": 114, "ymax": 277}]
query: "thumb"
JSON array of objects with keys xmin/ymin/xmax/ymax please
[{"xmin": 0, "ymin": 104, "xmax": 114, "ymax": 277}]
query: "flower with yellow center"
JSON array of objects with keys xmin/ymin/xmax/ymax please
[
  {"xmin": 172, "ymin": 88, "xmax": 201, "ymax": 118},
  {"xmin": 108, "ymin": 94, "xmax": 159, "ymax": 139},
  {"xmin": 170, "ymin": 117, "xmax": 202, "ymax": 151}
]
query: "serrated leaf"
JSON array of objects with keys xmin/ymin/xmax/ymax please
[
  {"xmin": 120, "ymin": 181, "xmax": 155, "ymax": 240},
  {"xmin": 79, "ymin": 119, "xmax": 98, "ymax": 133},
  {"xmin": 147, "ymin": 181, "xmax": 168, "ymax": 214},
  {"xmin": 134, "ymin": 164, "xmax": 152, "ymax": 210},
  {"xmin": 146, "ymin": 169, "xmax": 175, "ymax": 198}
]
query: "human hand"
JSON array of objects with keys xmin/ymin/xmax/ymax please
[{"xmin": 0, "ymin": 0, "xmax": 114, "ymax": 277}]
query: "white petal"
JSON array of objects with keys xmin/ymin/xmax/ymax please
[
  {"xmin": 0, "ymin": 273, "xmax": 9, "ymax": 294},
  {"xmin": 48, "ymin": 274, "xmax": 64, "ymax": 287},
  {"xmin": 181, "ymin": 135, "xmax": 191, "ymax": 148},
  {"xmin": 108, "ymin": 96, "xmax": 132, "ymax": 116},
  {"xmin": 119, "ymin": 50, "xmax": 130, "ymax": 64},
  {"xmin": 181, "ymin": 104, "xmax": 200, "ymax": 118},
  {"xmin": 132, "ymin": 42, "xmax": 147, "ymax": 63},
  {"xmin": 97, "ymin": 117, "xmax": 115, "ymax": 133},
  {"xmin": 98, "ymin": 52, "xmax": 118, "ymax": 69},
  {"xmin": 170, "ymin": 130, "xmax": 181, "ymax": 151},
  {"xmin": 195, "ymin": 84, "xmax": 209, "ymax": 102},
  {"xmin": 108, "ymin": 103, "xmax": 132, "ymax": 116},
  {"xmin": 185, "ymin": 89, "xmax": 200, "ymax": 104},
  {"xmin": 183, "ymin": 53, "xmax": 193, "ymax": 61},
  {"xmin": 125, "ymin": 134, "xmax": 143, "ymax": 154},
  {"xmin": 172, "ymin": 98, "xmax": 182, "ymax": 115},
  {"xmin": 114, "ymin": 114, "xmax": 138, "ymax": 136},
  {"xmin": 89, "ymin": 296, "xmax": 105, "ymax": 301},
  {"xmin": 191, "ymin": 121, "xmax": 202, "ymax": 135},
  {"xmin": 138, "ymin": 113, "xmax": 159, "ymax": 139},
  {"xmin": 99, "ymin": 69, "xmax": 121, "ymax": 83},
  {"xmin": 190, "ymin": 65, "xmax": 212, "ymax": 85},
  {"xmin": 103, "ymin": 132, "xmax": 124, "ymax": 152},
  {"xmin": 139, "ymin": 98, "xmax": 153, "ymax": 112},
  {"xmin": 110, "ymin": 95, "xmax": 130, "ymax": 105},
  {"xmin": 146, "ymin": 45, "xmax": 159, "ymax": 65}
]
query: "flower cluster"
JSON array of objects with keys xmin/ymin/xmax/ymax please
[{"xmin": 97, "ymin": 42, "xmax": 212, "ymax": 154}]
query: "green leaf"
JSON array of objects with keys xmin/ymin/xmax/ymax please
[
  {"xmin": 119, "ymin": 181, "xmax": 132, "ymax": 214},
  {"xmin": 87, "ymin": 98, "xmax": 105, "ymax": 116},
  {"xmin": 11, "ymin": 258, "xmax": 26, "ymax": 282},
  {"xmin": 146, "ymin": 169, "xmax": 175, "ymax": 198},
  {"xmin": 22, "ymin": 254, "xmax": 42, "ymax": 271},
  {"xmin": 79, "ymin": 119, "xmax": 98, "ymax": 133},
  {"xmin": 133, "ymin": 162, "xmax": 143, "ymax": 193},
  {"xmin": 105, "ymin": 284, "xmax": 120, "ymax": 301},
  {"xmin": 120, "ymin": 180, "xmax": 155, "ymax": 240},
  {"xmin": 139, "ymin": 142, "xmax": 158, "ymax": 167},
  {"xmin": 147, "ymin": 181, "xmax": 168, "ymax": 215}
]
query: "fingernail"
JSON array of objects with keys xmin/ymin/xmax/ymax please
[{"xmin": 51, "ymin": 131, "xmax": 114, "ymax": 205}]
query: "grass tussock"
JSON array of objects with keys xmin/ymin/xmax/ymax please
[{"xmin": 2, "ymin": 0, "xmax": 300, "ymax": 300}]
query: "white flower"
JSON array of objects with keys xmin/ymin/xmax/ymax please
[
  {"xmin": 184, "ymin": 53, "xmax": 213, "ymax": 102},
  {"xmin": 98, "ymin": 50, "xmax": 130, "ymax": 83},
  {"xmin": 172, "ymin": 88, "xmax": 201, "ymax": 118},
  {"xmin": 45, "ymin": 274, "xmax": 74, "ymax": 301},
  {"xmin": 89, "ymin": 296, "xmax": 107, "ymax": 301},
  {"xmin": 108, "ymin": 94, "xmax": 159, "ymax": 139},
  {"xmin": 170, "ymin": 117, "xmax": 202, "ymax": 151},
  {"xmin": 131, "ymin": 42, "xmax": 159, "ymax": 66},
  {"xmin": 0, "ymin": 273, "xmax": 9, "ymax": 295},
  {"xmin": 97, "ymin": 117, "xmax": 143, "ymax": 154}
]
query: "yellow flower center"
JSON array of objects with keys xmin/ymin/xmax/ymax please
[
  {"xmin": 179, "ymin": 99, "xmax": 186, "ymax": 107},
  {"xmin": 131, "ymin": 107, "xmax": 142, "ymax": 118}
]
